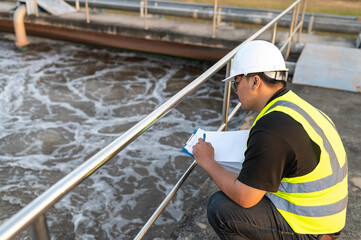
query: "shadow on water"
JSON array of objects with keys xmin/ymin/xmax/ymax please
[{"xmin": 0, "ymin": 33, "xmax": 245, "ymax": 239}]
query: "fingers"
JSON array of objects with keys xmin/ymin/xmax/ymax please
[
  {"xmin": 193, "ymin": 139, "xmax": 212, "ymax": 153},
  {"xmin": 197, "ymin": 137, "xmax": 204, "ymax": 143},
  {"xmin": 192, "ymin": 139, "xmax": 215, "ymax": 167},
  {"xmin": 192, "ymin": 144, "xmax": 197, "ymax": 151},
  {"xmin": 194, "ymin": 138, "xmax": 211, "ymax": 149},
  {"xmin": 193, "ymin": 139, "xmax": 203, "ymax": 149},
  {"xmin": 193, "ymin": 139, "xmax": 203, "ymax": 155}
]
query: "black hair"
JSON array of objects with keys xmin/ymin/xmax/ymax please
[{"xmin": 246, "ymin": 72, "xmax": 287, "ymax": 88}]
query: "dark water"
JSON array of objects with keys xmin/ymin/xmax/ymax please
[{"xmin": 0, "ymin": 33, "xmax": 244, "ymax": 239}]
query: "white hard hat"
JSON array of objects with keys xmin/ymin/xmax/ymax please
[{"xmin": 223, "ymin": 40, "xmax": 288, "ymax": 82}]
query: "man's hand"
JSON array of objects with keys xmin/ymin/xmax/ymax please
[
  {"xmin": 192, "ymin": 138, "xmax": 266, "ymax": 208},
  {"xmin": 192, "ymin": 138, "xmax": 215, "ymax": 169}
]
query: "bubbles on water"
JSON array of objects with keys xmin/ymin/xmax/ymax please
[{"xmin": 0, "ymin": 33, "xmax": 242, "ymax": 239}]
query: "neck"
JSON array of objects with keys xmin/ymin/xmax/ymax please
[{"xmin": 255, "ymin": 85, "xmax": 284, "ymax": 112}]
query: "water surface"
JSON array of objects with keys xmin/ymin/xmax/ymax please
[{"xmin": 0, "ymin": 33, "xmax": 244, "ymax": 239}]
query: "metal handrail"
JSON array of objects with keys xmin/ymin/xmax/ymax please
[{"xmin": 0, "ymin": 0, "xmax": 305, "ymax": 239}]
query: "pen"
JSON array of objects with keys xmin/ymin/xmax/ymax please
[{"xmin": 203, "ymin": 133, "xmax": 206, "ymax": 141}]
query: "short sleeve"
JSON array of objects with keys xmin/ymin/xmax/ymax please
[
  {"xmin": 237, "ymin": 127, "xmax": 296, "ymax": 192},
  {"xmin": 237, "ymin": 111, "xmax": 320, "ymax": 192}
]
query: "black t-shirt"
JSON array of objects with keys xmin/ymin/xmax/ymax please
[{"xmin": 237, "ymin": 88, "xmax": 321, "ymax": 192}]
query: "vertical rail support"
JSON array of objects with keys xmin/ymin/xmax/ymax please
[
  {"xmin": 308, "ymin": 13, "xmax": 314, "ymax": 33},
  {"xmin": 144, "ymin": 0, "xmax": 148, "ymax": 30},
  {"xmin": 75, "ymin": 0, "xmax": 80, "ymax": 11},
  {"xmin": 85, "ymin": 0, "xmax": 90, "ymax": 23},
  {"xmin": 29, "ymin": 215, "xmax": 50, "ymax": 240},
  {"xmin": 140, "ymin": 1, "xmax": 144, "ymax": 17},
  {"xmin": 217, "ymin": 7, "xmax": 222, "ymax": 25},
  {"xmin": 285, "ymin": 7, "xmax": 297, "ymax": 59},
  {"xmin": 221, "ymin": 61, "xmax": 232, "ymax": 131},
  {"xmin": 33, "ymin": 0, "xmax": 39, "ymax": 17},
  {"xmin": 271, "ymin": 21, "xmax": 278, "ymax": 44},
  {"xmin": 292, "ymin": 3, "xmax": 301, "ymax": 42},
  {"xmin": 212, "ymin": 0, "xmax": 218, "ymax": 38},
  {"xmin": 297, "ymin": 0, "xmax": 307, "ymax": 43}
]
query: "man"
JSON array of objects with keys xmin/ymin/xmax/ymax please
[{"xmin": 192, "ymin": 40, "xmax": 348, "ymax": 240}]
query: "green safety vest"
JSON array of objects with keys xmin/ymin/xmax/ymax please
[{"xmin": 251, "ymin": 90, "xmax": 348, "ymax": 234}]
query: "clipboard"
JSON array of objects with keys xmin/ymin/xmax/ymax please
[{"xmin": 182, "ymin": 128, "xmax": 250, "ymax": 173}]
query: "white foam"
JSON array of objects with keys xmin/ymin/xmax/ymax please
[{"xmin": 0, "ymin": 33, "xmax": 232, "ymax": 239}]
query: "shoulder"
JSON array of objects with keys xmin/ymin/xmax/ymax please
[
  {"xmin": 251, "ymin": 111, "xmax": 302, "ymax": 140},
  {"xmin": 247, "ymin": 110, "xmax": 320, "ymax": 178},
  {"xmin": 241, "ymin": 112, "xmax": 297, "ymax": 192}
]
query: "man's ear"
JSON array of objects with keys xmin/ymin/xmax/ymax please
[{"xmin": 251, "ymin": 75, "xmax": 261, "ymax": 91}]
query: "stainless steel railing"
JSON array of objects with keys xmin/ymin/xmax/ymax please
[{"xmin": 0, "ymin": 0, "xmax": 306, "ymax": 239}]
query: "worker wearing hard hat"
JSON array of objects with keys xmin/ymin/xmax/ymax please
[{"xmin": 192, "ymin": 40, "xmax": 347, "ymax": 240}]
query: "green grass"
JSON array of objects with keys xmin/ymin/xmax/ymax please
[{"xmin": 177, "ymin": 0, "xmax": 361, "ymax": 16}]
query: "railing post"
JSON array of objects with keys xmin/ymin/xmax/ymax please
[
  {"xmin": 285, "ymin": 7, "xmax": 296, "ymax": 59},
  {"xmin": 144, "ymin": 0, "xmax": 148, "ymax": 29},
  {"xmin": 217, "ymin": 7, "xmax": 222, "ymax": 25},
  {"xmin": 75, "ymin": 0, "xmax": 80, "ymax": 11},
  {"xmin": 85, "ymin": 0, "xmax": 90, "ymax": 23},
  {"xmin": 140, "ymin": 1, "xmax": 144, "ymax": 17},
  {"xmin": 298, "ymin": 0, "xmax": 307, "ymax": 43},
  {"xmin": 30, "ymin": 215, "xmax": 50, "ymax": 240},
  {"xmin": 212, "ymin": 0, "xmax": 218, "ymax": 38},
  {"xmin": 271, "ymin": 21, "xmax": 278, "ymax": 44},
  {"xmin": 221, "ymin": 61, "xmax": 232, "ymax": 131},
  {"xmin": 308, "ymin": 13, "xmax": 314, "ymax": 33},
  {"xmin": 33, "ymin": 0, "xmax": 39, "ymax": 17},
  {"xmin": 292, "ymin": 2, "xmax": 301, "ymax": 42}
]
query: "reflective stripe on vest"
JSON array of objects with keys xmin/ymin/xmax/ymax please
[{"xmin": 251, "ymin": 90, "xmax": 348, "ymax": 234}]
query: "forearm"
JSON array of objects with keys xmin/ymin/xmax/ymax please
[
  {"xmin": 193, "ymin": 139, "xmax": 266, "ymax": 208},
  {"xmin": 201, "ymin": 160, "xmax": 242, "ymax": 205}
]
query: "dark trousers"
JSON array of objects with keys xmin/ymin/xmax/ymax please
[{"xmin": 207, "ymin": 191, "xmax": 323, "ymax": 240}]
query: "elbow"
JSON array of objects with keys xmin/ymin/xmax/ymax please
[
  {"xmin": 226, "ymin": 193, "xmax": 255, "ymax": 208},
  {"xmin": 236, "ymin": 194, "xmax": 263, "ymax": 208},
  {"xmin": 229, "ymin": 179, "xmax": 265, "ymax": 209},
  {"xmin": 234, "ymin": 181, "xmax": 266, "ymax": 208}
]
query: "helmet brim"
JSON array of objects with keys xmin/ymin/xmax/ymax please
[
  {"xmin": 221, "ymin": 74, "xmax": 236, "ymax": 83},
  {"xmin": 221, "ymin": 70, "xmax": 289, "ymax": 82}
]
